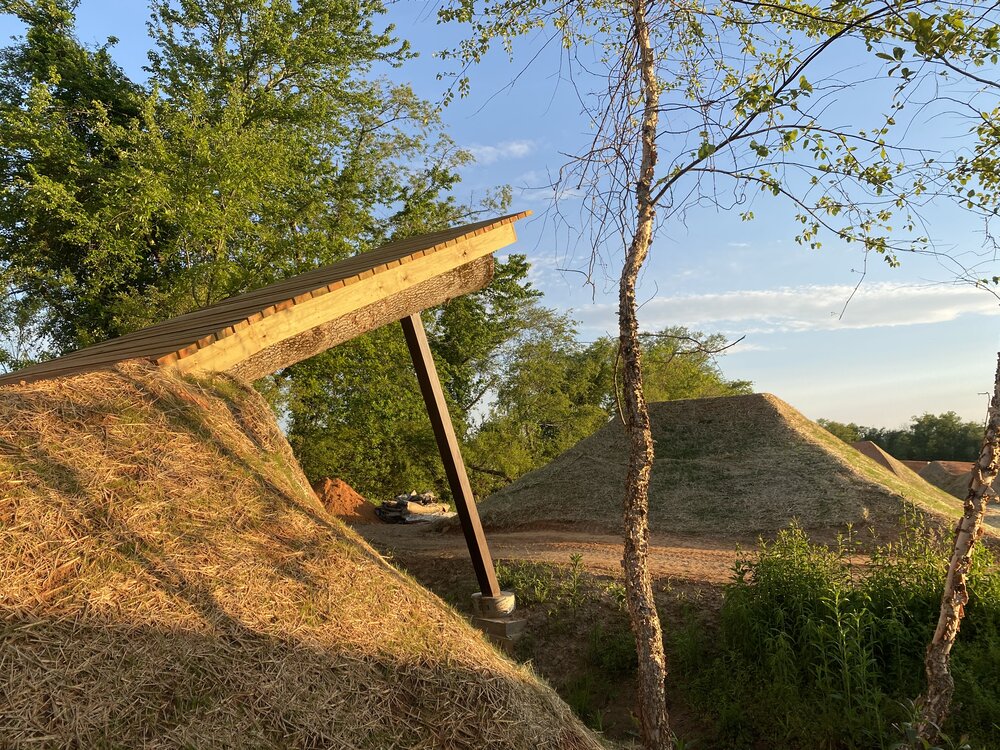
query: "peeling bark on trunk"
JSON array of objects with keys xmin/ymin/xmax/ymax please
[
  {"xmin": 619, "ymin": 2, "xmax": 673, "ymax": 748},
  {"xmin": 917, "ymin": 352, "xmax": 1000, "ymax": 740}
]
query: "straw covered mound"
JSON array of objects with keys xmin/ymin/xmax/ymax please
[
  {"xmin": 0, "ymin": 361, "xmax": 599, "ymax": 749},
  {"xmin": 476, "ymin": 393, "xmax": 976, "ymax": 539}
]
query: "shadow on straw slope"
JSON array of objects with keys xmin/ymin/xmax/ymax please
[
  {"xmin": 2, "ymin": 613, "xmax": 600, "ymax": 749},
  {"xmin": 0, "ymin": 360, "xmax": 602, "ymax": 750}
]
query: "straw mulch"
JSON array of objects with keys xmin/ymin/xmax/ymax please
[
  {"xmin": 0, "ymin": 360, "xmax": 602, "ymax": 750},
  {"xmin": 472, "ymin": 393, "xmax": 980, "ymax": 541}
]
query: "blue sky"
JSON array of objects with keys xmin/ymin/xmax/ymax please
[{"xmin": 3, "ymin": 1, "xmax": 999, "ymax": 427}]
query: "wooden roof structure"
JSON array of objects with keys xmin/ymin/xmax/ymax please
[
  {"xmin": 0, "ymin": 212, "xmax": 529, "ymax": 386},
  {"xmin": 1, "ymin": 211, "xmax": 529, "ymax": 603}
]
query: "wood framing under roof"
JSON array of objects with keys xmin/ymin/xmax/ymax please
[{"xmin": 0, "ymin": 212, "xmax": 530, "ymax": 386}]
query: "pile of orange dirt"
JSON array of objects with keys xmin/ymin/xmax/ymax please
[
  {"xmin": 0, "ymin": 360, "xmax": 600, "ymax": 749},
  {"xmin": 470, "ymin": 393, "xmax": 981, "ymax": 541},
  {"xmin": 313, "ymin": 477, "xmax": 379, "ymax": 524}
]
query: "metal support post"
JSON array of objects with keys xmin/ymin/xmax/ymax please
[{"xmin": 400, "ymin": 312, "xmax": 502, "ymax": 597}]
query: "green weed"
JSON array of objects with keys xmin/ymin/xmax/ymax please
[
  {"xmin": 563, "ymin": 673, "xmax": 608, "ymax": 730},
  {"xmin": 495, "ymin": 559, "xmax": 556, "ymax": 605},
  {"xmin": 495, "ymin": 554, "xmax": 593, "ymax": 610},
  {"xmin": 588, "ymin": 620, "xmax": 637, "ymax": 676},
  {"xmin": 676, "ymin": 519, "xmax": 1000, "ymax": 749}
]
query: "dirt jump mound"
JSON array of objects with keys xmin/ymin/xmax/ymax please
[
  {"xmin": 852, "ymin": 440, "xmax": 915, "ymax": 478},
  {"xmin": 0, "ymin": 361, "xmax": 599, "ymax": 749},
  {"xmin": 920, "ymin": 461, "xmax": 976, "ymax": 499},
  {"xmin": 476, "ymin": 393, "xmax": 975, "ymax": 540}
]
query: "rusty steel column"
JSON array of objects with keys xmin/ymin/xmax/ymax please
[{"xmin": 400, "ymin": 312, "xmax": 501, "ymax": 597}]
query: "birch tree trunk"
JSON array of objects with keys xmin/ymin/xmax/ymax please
[
  {"xmin": 917, "ymin": 352, "xmax": 1000, "ymax": 740},
  {"xmin": 619, "ymin": 2, "xmax": 672, "ymax": 748}
]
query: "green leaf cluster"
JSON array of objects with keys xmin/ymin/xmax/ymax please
[
  {"xmin": 822, "ymin": 412, "xmax": 987, "ymax": 462},
  {"xmin": 0, "ymin": 0, "xmax": 470, "ymax": 358}
]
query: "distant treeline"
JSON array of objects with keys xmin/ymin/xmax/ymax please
[{"xmin": 818, "ymin": 413, "xmax": 984, "ymax": 462}]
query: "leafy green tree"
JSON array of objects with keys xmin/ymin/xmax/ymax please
[
  {"xmin": 639, "ymin": 330, "xmax": 752, "ymax": 403},
  {"xmin": 0, "ymin": 0, "xmax": 474, "ymax": 360},
  {"xmin": 863, "ymin": 426, "xmax": 916, "ymax": 459},
  {"xmin": 467, "ymin": 307, "xmax": 611, "ymax": 493},
  {"xmin": 906, "ymin": 412, "xmax": 983, "ymax": 461},
  {"xmin": 0, "ymin": 0, "xmax": 150, "ymax": 357},
  {"xmin": 283, "ymin": 326, "xmax": 441, "ymax": 501},
  {"xmin": 817, "ymin": 419, "xmax": 864, "ymax": 444}
]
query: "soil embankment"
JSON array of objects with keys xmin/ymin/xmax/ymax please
[
  {"xmin": 0, "ymin": 361, "xmax": 599, "ymax": 749},
  {"xmin": 473, "ymin": 393, "xmax": 975, "ymax": 541}
]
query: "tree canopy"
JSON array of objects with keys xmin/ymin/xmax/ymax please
[
  {"xmin": 821, "ymin": 412, "xmax": 985, "ymax": 461},
  {"xmin": 0, "ymin": 0, "xmax": 476, "ymax": 360}
]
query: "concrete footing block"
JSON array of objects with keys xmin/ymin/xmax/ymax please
[
  {"xmin": 470, "ymin": 591, "xmax": 524, "ymax": 653},
  {"xmin": 472, "ymin": 615, "xmax": 527, "ymax": 654}
]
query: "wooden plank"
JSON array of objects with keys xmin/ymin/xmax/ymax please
[
  {"xmin": 227, "ymin": 257, "xmax": 494, "ymax": 381},
  {"xmin": 0, "ymin": 212, "xmax": 529, "ymax": 387},
  {"xmin": 170, "ymin": 223, "xmax": 516, "ymax": 377},
  {"xmin": 0, "ymin": 214, "xmax": 530, "ymax": 372},
  {"xmin": 400, "ymin": 312, "xmax": 501, "ymax": 597}
]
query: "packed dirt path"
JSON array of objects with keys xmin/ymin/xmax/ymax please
[{"xmin": 357, "ymin": 524, "xmax": 741, "ymax": 585}]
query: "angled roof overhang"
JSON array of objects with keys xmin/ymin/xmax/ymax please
[{"xmin": 0, "ymin": 212, "xmax": 530, "ymax": 386}]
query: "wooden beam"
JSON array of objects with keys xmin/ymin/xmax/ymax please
[
  {"xmin": 171, "ymin": 223, "xmax": 515, "ymax": 378},
  {"xmin": 227, "ymin": 257, "xmax": 494, "ymax": 381},
  {"xmin": 400, "ymin": 313, "xmax": 501, "ymax": 598},
  {"xmin": 0, "ymin": 213, "xmax": 527, "ymax": 388}
]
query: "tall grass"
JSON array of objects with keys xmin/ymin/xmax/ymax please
[{"xmin": 671, "ymin": 516, "xmax": 1000, "ymax": 749}]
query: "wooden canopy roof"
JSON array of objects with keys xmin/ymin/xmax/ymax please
[{"xmin": 0, "ymin": 212, "xmax": 529, "ymax": 386}]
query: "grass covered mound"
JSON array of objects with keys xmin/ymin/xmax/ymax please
[
  {"xmin": 0, "ymin": 361, "xmax": 600, "ymax": 750},
  {"xmin": 476, "ymin": 393, "xmax": 976, "ymax": 540}
]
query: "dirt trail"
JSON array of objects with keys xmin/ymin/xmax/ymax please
[{"xmin": 358, "ymin": 524, "xmax": 740, "ymax": 585}]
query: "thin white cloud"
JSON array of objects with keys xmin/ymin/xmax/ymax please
[
  {"xmin": 728, "ymin": 340, "xmax": 780, "ymax": 353},
  {"xmin": 575, "ymin": 282, "xmax": 1000, "ymax": 334},
  {"xmin": 467, "ymin": 139, "xmax": 535, "ymax": 165}
]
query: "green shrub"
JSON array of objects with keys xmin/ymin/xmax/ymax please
[
  {"xmin": 588, "ymin": 620, "xmax": 638, "ymax": 676},
  {"xmin": 678, "ymin": 520, "xmax": 1000, "ymax": 749}
]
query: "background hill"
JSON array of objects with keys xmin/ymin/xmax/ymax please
[
  {"xmin": 0, "ymin": 361, "xmax": 599, "ymax": 749},
  {"xmin": 474, "ymin": 393, "xmax": 977, "ymax": 540}
]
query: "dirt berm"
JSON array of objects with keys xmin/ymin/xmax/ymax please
[
  {"xmin": 474, "ymin": 393, "xmax": 981, "ymax": 540},
  {"xmin": 0, "ymin": 361, "xmax": 600, "ymax": 750}
]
